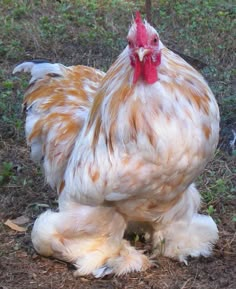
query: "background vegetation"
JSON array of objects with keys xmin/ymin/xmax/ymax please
[{"xmin": 0, "ymin": 1, "xmax": 235, "ymax": 288}]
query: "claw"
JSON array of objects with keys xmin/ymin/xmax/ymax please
[
  {"xmin": 92, "ymin": 265, "xmax": 113, "ymax": 278},
  {"xmin": 178, "ymin": 255, "xmax": 188, "ymax": 266},
  {"xmin": 149, "ymin": 258, "xmax": 160, "ymax": 268}
]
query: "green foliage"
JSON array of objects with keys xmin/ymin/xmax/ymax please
[
  {"xmin": 39, "ymin": 16, "xmax": 66, "ymax": 39},
  {"xmin": 0, "ymin": 161, "xmax": 14, "ymax": 185},
  {"xmin": 134, "ymin": 234, "xmax": 139, "ymax": 244},
  {"xmin": 206, "ymin": 205, "xmax": 215, "ymax": 216},
  {"xmin": 0, "ymin": 74, "xmax": 25, "ymax": 139},
  {"xmin": 203, "ymin": 178, "xmax": 228, "ymax": 204},
  {"xmin": 212, "ymin": 179, "xmax": 228, "ymax": 195},
  {"xmin": 2, "ymin": 80, "xmax": 14, "ymax": 89}
]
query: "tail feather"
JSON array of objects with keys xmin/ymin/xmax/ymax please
[{"xmin": 13, "ymin": 60, "xmax": 65, "ymax": 84}]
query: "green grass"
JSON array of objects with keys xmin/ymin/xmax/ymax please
[{"xmin": 0, "ymin": 161, "xmax": 14, "ymax": 185}]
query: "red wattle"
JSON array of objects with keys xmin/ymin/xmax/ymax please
[
  {"xmin": 143, "ymin": 57, "xmax": 158, "ymax": 84},
  {"xmin": 132, "ymin": 53, "xmax": 161, "ymax": 84}
]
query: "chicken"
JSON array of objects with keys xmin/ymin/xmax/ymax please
[{"xmin": 13, "ymin": 12, "xmax": 219, "ymax": 277}]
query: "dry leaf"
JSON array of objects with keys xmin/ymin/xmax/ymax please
[
  {"xmin": 4, "ymin": 219, "xmax": 27, "ymax": 232},
  {"xmin": 11, "ymin": 215, "xmax": 30, "ymax": 225}
]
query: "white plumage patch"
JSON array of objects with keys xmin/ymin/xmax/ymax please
[
  {"xmin": 13, "ymin": 62, "xmax": 64, "ymax": 83},
  {"xmin": 153, "ymin": 213, "xmax": 218, "ymax": 263}
]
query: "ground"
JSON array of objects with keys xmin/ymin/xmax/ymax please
[{"xmin": 0, "ymin": 1, "xmax": 235, "ymax": 289}]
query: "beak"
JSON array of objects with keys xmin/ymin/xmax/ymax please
[{"xmin": 136, "ymin": 47, "xmax": 150, "ymax": 62}]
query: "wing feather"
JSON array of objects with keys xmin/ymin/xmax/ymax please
[{"xmin": 14, "ymin": 61, "xmax": 105, "ymax": 191}]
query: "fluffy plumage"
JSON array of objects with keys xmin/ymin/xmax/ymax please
[
  {"xmin": 13, "ymin": 61, "xmax": 104, "ymax": 192},
  {"xmin": 13, "ymin": 13, "xmax": 219, "ymax": 277}
]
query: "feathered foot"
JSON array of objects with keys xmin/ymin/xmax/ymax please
[
  {"xmin": 152, "ymin": 185, "xmax": 218, "ymax": 264},
  {"xmin": 91, "ymin": 240, "xmax": 151, "ymax": 277},
  {"xmin": 153, "ymin": 214, "xmax": 218, "ymax": 264},
  {"xmin": 31, "ymin": 205, "xmax": 151, "ymax": 277},
  {"xmin": 32, "ymin": 206, "xmax": 125, "ymax": 274}
]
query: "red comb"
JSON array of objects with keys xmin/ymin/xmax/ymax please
[{"xmin": 135, "ymin": 11, "xmax": 148, "ymax": 47}]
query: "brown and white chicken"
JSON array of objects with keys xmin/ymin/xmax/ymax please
[{"xmin": 13, "ymin": 12, "xmax": 219, "ymax": 277}]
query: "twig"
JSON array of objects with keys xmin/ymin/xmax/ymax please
[{"xmin": 180, "ymin": 278, "xmax": 192, "ymax": 289}]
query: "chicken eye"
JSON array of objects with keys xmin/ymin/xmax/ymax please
[
  {"xmin": 153, "ymin": 37, "xmax": 158, "ymax": 44},
  {"xmin": 128, "ymin": 40, "xmax": 133, "ymax": 47}
]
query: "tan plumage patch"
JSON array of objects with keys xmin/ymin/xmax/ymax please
[
  {"xmin": 161, "ymin": 48, "xmax": 211, "ymax": 116},
  {"xmin": 23, "ymin": 64, "xmax": 104, "ymax": 191}
]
